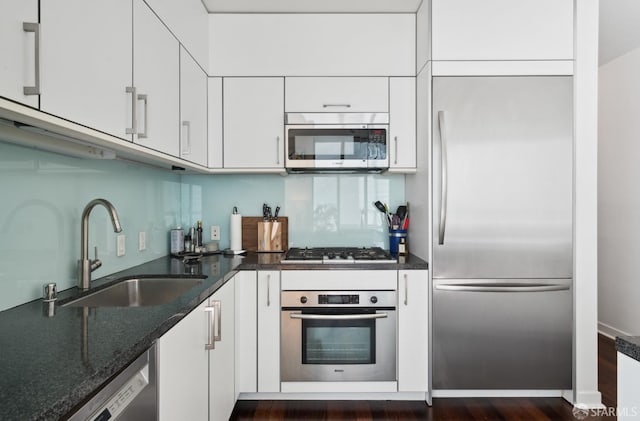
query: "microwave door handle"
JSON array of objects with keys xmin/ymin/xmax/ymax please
[{"xmin": 289, "ymin": 313, "xmax": 388, "ymax": 320}]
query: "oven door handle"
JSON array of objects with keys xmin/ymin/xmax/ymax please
[{"xmin": 289, "ymin": 313, "xmax": 388, "ymax": 321}]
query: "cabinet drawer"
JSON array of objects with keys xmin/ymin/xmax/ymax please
[{"xmin": 285, "ymin": 77, "xmax": 388, "ymax": 113}]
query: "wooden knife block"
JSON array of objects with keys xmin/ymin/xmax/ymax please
[
  {"xmin": 257, "ymin": 221, "xmax": 282, "ymax": 252},
  {"xmin": 241, "ymin": 217, "xmax": 288, "ymax": 252}
]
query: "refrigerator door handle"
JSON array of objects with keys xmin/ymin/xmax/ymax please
[
  {"xmin": 435, "ymin": 283, "xmax": 570, "ymax": 293},
  {"xmin": 437, "ymin": 111, "xmax": 448, "ymax": 245}
]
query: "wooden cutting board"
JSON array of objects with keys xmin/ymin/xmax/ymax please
[{"xmin": 242, "ymin": 216, "xmax": 288, "ymax": 252}]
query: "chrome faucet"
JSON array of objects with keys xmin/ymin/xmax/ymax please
[{"xmin": 78, "ymin": 199, "xmax": 122, "ymax": 290}]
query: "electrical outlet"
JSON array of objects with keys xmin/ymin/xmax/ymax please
[
  {"xmin": 210, "ymin": 225, "xmax": 220, "ymax": 241},
  {"xmin": 117, "ymin": 235, "xmax": 126, "ymax": 257},
  {"xmin": 138, "ymin": 231, "xmax": 146, "ymax": 251}
]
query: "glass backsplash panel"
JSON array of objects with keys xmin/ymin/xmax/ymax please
[
  {"xmin": 0, "ymin": 142, "xmax": 181, "ymax": 311},
  {"xmin": 181, "ymin": 173, "xmax": 406, "ymax": 249},
  {"xmin": 0, "ymin": 140, "xmax": 406, "ymax": 311}
]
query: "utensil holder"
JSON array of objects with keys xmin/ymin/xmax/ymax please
[{"xmin": 388, "ymin": 229, "xmax": 407, "ymax": 254}]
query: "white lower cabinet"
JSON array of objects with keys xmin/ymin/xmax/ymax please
[
  {"xmin": 158, "ymin": 299, "xmax": 209, "ymax": 421},
  {"xmin": 618, "ymin": 352, "xmax": 640, "ymax": 420},
  {"xmin": 209, "ymin": 279, "xmax": 236, "ymax": 421},
  {"xmin": 257, "ymin": 271, "xmax": 280, "ymax": 392},
  {"xmin": 397, "ymin": 270, "xmax": 429, "ymax": 392},
  {"xmin": 158, "ymin": 277, "xmax": 236, "ymax": 421},
  {"xmin": 234, "ymin": 271, "xmax": 258, "ymax": 395}
]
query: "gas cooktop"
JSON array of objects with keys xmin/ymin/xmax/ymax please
[{"xmin": 281, "ymin": 247, "xmax": 397, "ymax": 264}]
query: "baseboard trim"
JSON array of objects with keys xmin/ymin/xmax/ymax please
[
  {"xmin": 574, "ymin": 391, "xmax": 605, "ymax": 409},
  {"xmin": 598, "ymin": 321, "xmax": 631, "ymax": 339}
]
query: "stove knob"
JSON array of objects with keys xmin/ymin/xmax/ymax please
[
  {"xmin": 370, "ymin": 296, "xmax": 378, "ymax": 304},
  {"xmin": 300, "ymin": 296, "xmax": 308, "ymax": 304}
]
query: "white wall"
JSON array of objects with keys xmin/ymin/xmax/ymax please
[{"xmin": 598, "ymin": 45, "xmax": 640, "ymax": 337}]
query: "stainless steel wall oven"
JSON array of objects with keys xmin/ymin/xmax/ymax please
[{"xmin": 281, "ymin": 290, "xmax": 396, "ymax": 382}]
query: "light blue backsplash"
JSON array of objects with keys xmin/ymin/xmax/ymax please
[
  {"xmin": 0, "ymin": 141, "xmax": 406, "ymax": 311},
  {"xmin": 181, "ymin": 174, "xmax": 406, "ymax": 249},
  {"xmin": 0, "ymin": 142, "xmax": 182, "ymax": 311}
]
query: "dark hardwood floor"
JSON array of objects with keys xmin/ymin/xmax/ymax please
[{"xmin": 230, "ymin": 334, "xmax": 617, "ymax": 420}]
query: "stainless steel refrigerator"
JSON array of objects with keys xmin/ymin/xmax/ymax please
[{"xmin": 432, "ymin": 76, "xmax": 573, "ymax": 390}]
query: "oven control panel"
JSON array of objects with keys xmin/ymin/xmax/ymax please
[
  {"xmin": 282, "ymin": 290, "xmax": 396, "ymax": 308},
  {"xmin": 318, "ymin": 294, "xmax": 360, "ymax": 305}
]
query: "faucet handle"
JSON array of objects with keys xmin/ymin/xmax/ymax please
[{"xmin": 90, "ymin": 246, "xmax": 102, "ymax": 271}]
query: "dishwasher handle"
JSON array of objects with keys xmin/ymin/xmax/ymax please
[{"xmin": 435, "ymin": 283, "xmax": 570, "ymax": 293}]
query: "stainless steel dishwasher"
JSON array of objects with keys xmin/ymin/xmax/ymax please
[
  {"xmin": 68, "ymin": 345, "xmax": 157, "ymax": 420},
  {"xmin": 433, "ymin": 279, "xmax": 572, "ymax": 390}
]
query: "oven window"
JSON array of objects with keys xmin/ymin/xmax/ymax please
[{"xmin": 301, "ymin": 311, "xmax": 376, "ymax": 365}]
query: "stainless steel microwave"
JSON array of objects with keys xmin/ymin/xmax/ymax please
[{"xmin": 285, "ymin": 113, "xmax": 389, "ymax": 173}]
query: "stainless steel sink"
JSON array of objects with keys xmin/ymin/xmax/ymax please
[{"xmin": 62, "ymin": 277, "xmax": 204, "ymax": 307}]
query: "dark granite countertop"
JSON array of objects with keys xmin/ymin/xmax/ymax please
[
  {"xmin": 616, "ymin": 336, "xmax": 640, "ymax": 362},
  {"xmin": 0, "ymin": 251, "xmax": 427, "ymax": 420},
  {"xmin": 238, "ymin": 251, "xmax": 428, "ymax": 270}
]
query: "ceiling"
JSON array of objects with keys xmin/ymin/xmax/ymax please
[
  {"xmin": 202, "ymin": 0, "xmax": 639, "ymax": 66},
  {"xmin": 202, "ymin": 0, "xmax": 422, "ymax": 13}
]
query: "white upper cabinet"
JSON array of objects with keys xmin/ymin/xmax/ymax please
[
  {"xmin": 0, "ymin": 0, "xmax": 39, "ymax": 108},
  {"xmin": 223, "ymin": 77, "xmax": 284, "ymax": 169},
  {"xmin": 132, "ymin": 0, "xmax": 179, "ymax": 156},
  {"xmin": 389, "ymin": 77, "xmax": 416, "ymax": 170},
  {"xmin": 180, "ymin": 47, "xmax": 208, "ymax": 166},
  {"xmin": 207, "ymin": 77, "xmax": 223, "ymax": 169},
  {"xmin": 431, "ymin": 0, "xmax": 574, "ymax": 61},
  {"xmin": 143, "ymin": 0, "xmax": 209, "ymax": 72},
  {"xmin": 210, "ymin": 14, "xmax": 415, "ymax": 76},
  {"xmin": 40, "ymin": 0, "xmax": 132, "ymax": 139},
  {"xmin": 285, "ymin": 77, "xmax": 388, "ymax": 113}
]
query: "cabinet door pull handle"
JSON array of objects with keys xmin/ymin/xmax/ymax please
[
  {"xmin": 126, "ymin": 87, "xmax": 137, "ymax": 134},
  {"xmin": 213, "ymin": 300, "xmax": 222, "ymax": 342},
  {"xmin": 23, "ymin": 22, "xmax": 40, "ymax": 95},
  {"xmin": 205, "ymin": 306, "xmax": 216, "ymax": 350},
  {"xmin": 276, "ymin": 136, "xmax": 280, "ymax": 165},
  {"xmin": 182, "ymin": 121, "xmax": 191, "ymax": 155},
  {"xmin": 266, "ymin": 274, "xmax": 271, "ymax": 307},
  {"xmin": 394, "ymin": 136, "xmax": 399, "ymax": 165},
  {"xmin": 137, "ymin": 94, "xmax": 148, "ymax": 139},
  {"xmin": 322, "ymin": 104, "xmax": 351, "ymax": 108},
  {"xmin": 403, "ymin": 273, "xmax": 408, "ymax": 305}
]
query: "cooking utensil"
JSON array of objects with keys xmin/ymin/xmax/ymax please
[
  {"xmin": 374, "ymin": 201, "xmax": 391, "ymax": 227},
  {"xmin": 396, "ymin": 205, "xmax": 407, "ymax": 221}
]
